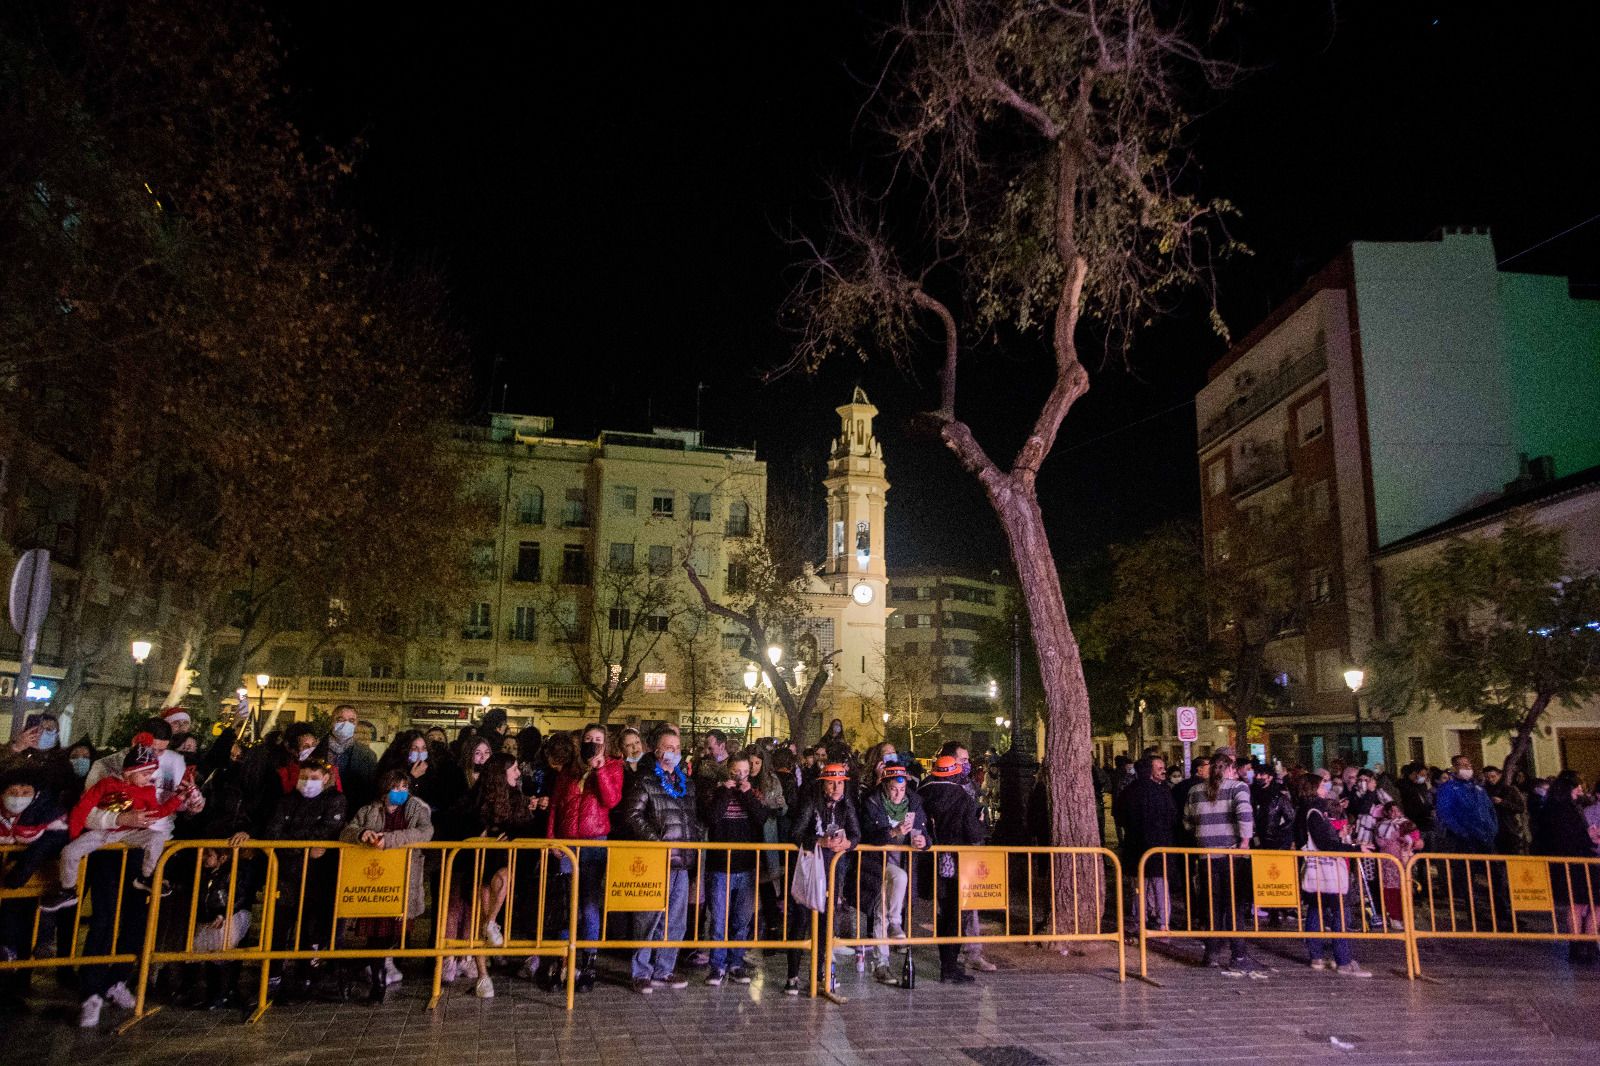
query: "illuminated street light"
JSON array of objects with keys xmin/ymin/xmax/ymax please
[
  {"xmin": 767, "ymin": 645, "xmax": 783, "ymax": 667},
  {"xmin": 131, "ymin": 640, "xmax": 152, "ymax": 665},
  {"xmin": 744, "ymin": 663, "xmax": 760, "ymax": 690},
  {"xmin": 1343, "ymin": 668, "xmax": 1365, "ymax": 693}
]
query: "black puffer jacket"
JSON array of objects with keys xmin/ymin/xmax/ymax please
[
  {"xmin": 264, "ymin": 789, "xmax": 348, "ymax": 842},
  {"xmin": 620, "ymin": 754, "xmax": 702, "ymax": 868},
  {"xmin": 790, "ymin": 788, "xmax": 861, "ymax": 850}
]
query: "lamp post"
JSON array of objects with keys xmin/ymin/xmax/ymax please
[
  {"xmin": 129, "ymin": 640, "xmax": 152, "ymax": 718},
  {"xmin": 1343, "ymin": 667, "xmax": 1366, "ymax": 768},
  {"xmin": 743, "ymin": 662, "xmax": 761, "ymax": 747},
  {"xmin": 994, "ymin": 610, "xmax": 1038, "ymax": 844}
]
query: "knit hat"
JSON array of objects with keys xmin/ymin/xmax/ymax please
[
  {"xmin": 161, "ymin": 706, "xmax": 191, "ymax": 726},
  {"xmin": 818, "ymin": 763, "xmax": 850, "ymax": 781},
  {"xmin": 123, "ymin": 733, "xmax": 160, "ymax": 775},
  {"xmin": 929, "ymin": 755, "xmax": 962, "ymax": 777}
]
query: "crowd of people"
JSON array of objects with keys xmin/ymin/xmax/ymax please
[
  {"xmin": 0, "ymin": 705, "xmax": 997, "ymax": 1027},
  {"xmin": 1, "ymin": 702, "xmax": 1596, "ymax": 1030},
  {"xmin": 1108, "ymin": 747, "xmax": 1600, "ymax": 978}
]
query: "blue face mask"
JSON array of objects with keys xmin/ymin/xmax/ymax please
[
  {"xmin": 658, "ymin": 750, "xmax": 681, "ymax": 772},
  {"xmin": 37, "ymin": 730, "xmax": 59, "ymax": 751},
  {"xmin": 388, "ymin": 789, "xmax": 410, "ymax": 806},
  {"xmin": 407, "ymin": 750, "xmax": 427, "ymax": 764},
  {"xmin": 70, "ymin": 757, "xmax": 92, "ymax": 778}
]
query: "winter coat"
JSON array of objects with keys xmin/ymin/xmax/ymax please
[
  {"xmin": 857, "ymin": 788, "xmax": 928, "ymax": 904},
  {"xmin": 0, "ymin": 790, "xmax": 68, "ymax": 846},
  {"xmin": 1112, "ymin": 776, "xmax": 1176, "ymax": 864},
  {"xmin": 548, "ymin": 759, "xmax": 625, "ymax": 841},
  {"xmin": 69, "ymin": 776, "xmax": 185, "ymax": 838},
  {"xmin": 1487, "ymin": 780, "xmax": 1530, "ymax": 855},
  {"xmin": 620, "ymin": 755, "xmax": 702, "ymax": 868},
  {"xmin": 699, "ymin": 782, "xmax": 771, "ymax": 875},
  {"xmin": 918, "ymin": 777, "xmax": 985, "ymax": 850},
  {"xmin": 325, "ymin": 738, "xmax": 379, "ymax": 811},
  {"xmin": 1294, "ymin": 798, "xmax": 1359, "ymax": 854},
  {"xmin": 264, "ymin": 789, "xmax": 348, "ymax": 843},
  {"xmin": 340, "ymin": 797, "xmax": 435, "ymax": 918},
  {"xmin": 1256, "ymin": 787, "xmax": 1297, "ymax": 851},
  {"xmin": 1434, "ymin": 778, "xmax": 1497, "ymax": 851}
]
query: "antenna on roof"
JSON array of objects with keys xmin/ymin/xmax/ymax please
[{"xmin": 696, "ymin": 382, "xmax": 706, "ymax": 437}]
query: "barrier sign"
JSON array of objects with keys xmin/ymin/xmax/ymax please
[
  {"xmin": 1250, "ymin": 853, "xmax": 1300, "ymax": 907},
  {"xmin": 958, "ymin": 849, "xmax": 1008, "ymax": 910},
  {"xmin": 337, "ymin": 849, "xmax": 408, "ymax": 917},
  {"xmin": 1506, "ymin": 858, "xmax": 1554, "ymax": 911},
  {"xmin": 606, "ymin": 846, "xmax": 668, "ymax": 911}
]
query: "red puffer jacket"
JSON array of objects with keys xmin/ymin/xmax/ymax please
[{"xmin": 548, "ymin": 759, "xmax": 624, "ymax": 840}]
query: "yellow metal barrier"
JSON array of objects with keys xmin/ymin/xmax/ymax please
[
  {"xmin": 1405, "ymin": 852, "xmax": 1600, "ymax": 975},
  {"xmin": 1136, "ymin": 847, "xmax": 1415, "ymax": 979},
  {"xmin": 124, "ymin": 838, "xmax": 580, "ymax": 1028},
  {"xmin": 828, "ymin": 845, "xmax": 1126, "ymax": 991},
  {"xmin": 0, "ymin": 843, "xmax": 143, "ymax": 975},
  {"xmin": 569, "ymin": 840, "xmax": 819, "ymax": 994}
]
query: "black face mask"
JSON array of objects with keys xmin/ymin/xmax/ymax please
[{"xmin": 580, "ymin": 740, "xmax": 602, "ymax": 761}]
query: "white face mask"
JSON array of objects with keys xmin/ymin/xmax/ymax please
[
  {"xmin": 297, "ymin": 747, "xmax": 314, "ymax": 762},
  {"xmin": 1457, "ymin": 767, "xmax": 1474, "ymax": 781},
  {"xmin": 297, "ymin": 778, "xmax": 324, "ymax": 799},
  {"xmin": 332, "ymin": 721, "xmax": 356, "ymax": 741},
  {"xmin": 3, "ymin": 795, "xmax": 31, "ymax": 815}
]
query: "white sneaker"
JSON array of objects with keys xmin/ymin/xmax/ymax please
[
  {"xmin": 963, "ymin": 953, "xmax": 997, "ymax": 972},
  {"xmin": 105, "ymin": 981, "xmax": 136, "ymax": 1010},
  {"xmin": 79, "ymin": 995, "xmax": 103, "ymax": 1028},
  {"xmin": 1309, "ymin": 958, "xmax": 1330, "ymax": 970},
  {"xmin": 475, "ymin": 975, "xmax": 495, "ymax": 999},
  {"xmin": 1387, "ymin": 918, "xmax": 1405, "ymax": 932},
  {"xmin": 483, "ymin": 920, "xmax": 504, "ymax": 947},
  {"xmin": 383, "ymin": 958, "xmax": 402, "ymax": 985},
  {"xmin": 1337, "ymin": 962, "xmax": 1373, "ymax": 978},
  {"xmin": 442, "ymin": 957, "xmax": 459, "ymax": 984}
]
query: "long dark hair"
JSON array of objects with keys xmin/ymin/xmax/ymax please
[
  {"xmin": 377, "ymin": 729, "xmax": 426, "ymax": 776},
  {"xmin": 475, "ymin": 752, "xmax": 523, "ymax": 832},
  {"xmin": 1205, "ymin": 754, "xmax": 1234, "ymax": 802}
]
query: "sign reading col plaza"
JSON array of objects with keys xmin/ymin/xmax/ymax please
[
  {"xmin": 958, "ymin": 849, "xmax": 1008, "ymax": 910},
  {"xmin": 1250, "ymin": 853, "xmax": 1300, "ymax": 907},
  {"xmin": 336, "ymin": 849, "xmax": 409, "ymax": 917},
  {"xmin": 606, "ymin": 846, "xmax": 669, "ymax": 911}
]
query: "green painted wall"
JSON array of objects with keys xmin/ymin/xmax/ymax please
[{"xmin": 1498, "ymin": 272, "xmax": 1600, "ymax": 477}]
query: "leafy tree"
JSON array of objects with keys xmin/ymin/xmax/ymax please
[
  {"xmin": 1372, "ymin": 515, "xmax": 1600, "ymax": 776},
  {"xmin": 779, "ymin": 0, "xmax": 1240, "ymax": 924}
]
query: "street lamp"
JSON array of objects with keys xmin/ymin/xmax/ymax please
[
  {"xmin": 129, "ymin": 640, "xmax": 152, "ymax": 718},
  {"xmin": 766, "ymin": 645, "xmax": 782, "ymax": 667},
  {"xmin": 1344, "ymin": 667, "xmax": 1366, "ymax": 767},
  {"xmin": 743, "ymin": 663, "xmax": 760, "ymax": 691}
]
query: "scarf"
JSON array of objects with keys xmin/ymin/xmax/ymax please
[{"xmin": 881, "ymin": 794, "xmax": 909, "ymax": 825}]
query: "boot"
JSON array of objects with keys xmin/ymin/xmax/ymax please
[
  {"xmin": 536, "ymin": 957, "xmax": 563, "ymax": 993},
  {"xmin": 575, "ymin": 951, "xmax": 596, "ymax": 994}
]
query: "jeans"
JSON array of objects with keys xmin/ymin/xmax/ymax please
[
  {"xmin": 632, "ymin": 867, "xmax": 689, "ymax": 981},
  {"xmin": 707, "ymin": 870, "xmax": 755, "ymax": 970},
  {"xmin": 574, "ymin": 845, "xmax": 608, "ymax": 949},
  {"xmin": 1304, "ymin": 891, "xmax": 1353, "ymax": 966}
]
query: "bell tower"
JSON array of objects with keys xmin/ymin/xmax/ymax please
[{"xmin": 823, "ymin": 387, "xmax": 889, "ymax": 605}]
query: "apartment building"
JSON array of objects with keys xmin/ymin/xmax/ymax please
[
  {"xmin": 885, "ymin": 568, "xmax": 1007, "ymax": 753},
  {"xmin": 1196, "ymin": 228, "xmax": 1600, "ymax": 769}
]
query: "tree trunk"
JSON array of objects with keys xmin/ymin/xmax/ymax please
[
  {"xmin": 1501, "ymin": 692, "xmax": 1552, "ymax": 779},
  {"xmin": 993, "ymin": 486, "xmax": 1100, "ymax": 931}
]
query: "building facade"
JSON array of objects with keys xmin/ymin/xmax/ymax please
[
  {"xmin": 1195, "ymin": 228, "xmax": 1600, "ymax": 770},
  {"xmin": 884, "ymin": 568, "xmax": 1007, "ymax": 754}
]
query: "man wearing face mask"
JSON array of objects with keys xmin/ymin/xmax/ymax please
[
  {"xmin": 547, "ymin": 724, "xmax": 623, "ymax": 992},
  {"xmin": 323, "ymin": 706, "xmax": 377, "ymax": 810},
  {"xmin": 620, "ymin": 727, "xmax": 701, "ymax": 994},
  {"xmin": 2, "ymin": 713, "xmax": 75, "ymax": 806},
  {"xmin": 250, "ymin": 757, "xmax": 347, "ymax": 1000}
]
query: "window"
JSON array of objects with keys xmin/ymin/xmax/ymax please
[
  {"xmin": 1308, "ymin": 567, "xmax": 1332, "ymax": 606},
  {"xmin": 644, "ymin": 612, "xmax": 670, "ymax": 633},
  {"xmin": 1314, "ymin": 648, "xmax": 1344, "ymax": 693},
  {"xmin": 463, "ymin": 664, "xmax": 488, "ymax": 683},
  {"xmin": 609, "ymin": 542, "xmax": 635, "ymax": 571},
  {"xmin": 510, "ymin": 606, "xmax": 537, "ymax": 642},
  {"xmin": 321, "ymin": 652, "xmax": 346, "ymax": 677},
  {"xmin": 514, "ymin": 541, "xmax": 541, "ymax": 582},
  {"xmin": 1213, "ymin": 528, "xmax": 1231, "ymax": 563},
  {"xmin": 1297, "ymin": 396, "xmax": 1326, "ymax": 445},
  {"xmin": 949, "ymin": 585, "xmax": 996, "ymax": 606},
  {"xmin": 651, "ymin": 490, "xmax": 674, "ymax": 518},
  {"xmin": 913, "ymin": 614, "xmax": 932, "ymax": 629},
  {"xmin": 369, "ymin": 659, "xmax": 394, "ymax": 679},
  {"xmin": 690, "ymin": 494, "xmax": 712, "ymax": 522},
  {"xmin": 608, "ymin": 606, "xmax": 632, "ymax": 631},
  {"xmin": 1308, "ymin": 479, "xmax": 1331, "ymax": 522},
  {"xmin": 464, "ymin": 602, "xmax": 493, "ymax": 639},
  {"xmin": 648, "ymin": 544, "xmax": 673, "ymax": 574},
  {"xmin": 1407, "ymin": 736, "xmax": 1425, "ymax": 765},
  {"xmin": 890, "ymin": 587, "xmax": 918, "ymax": 601},
  {"xmin": 1207, "ymin": 459, "xmax": 1227, "ymax": 497},
  {"xmin": 561, "ymin": 545, "xmax": 588, "ymax": 585},
  {"xmin": 902, "ymin": 641, "xmax": 918, "ymax": 656},
  {"xmin": 726, "ymin": 500, "xmax": 750, "ymax": 537},
  {"xmin": 517, "ymin": 488, "xmax": 544, "ymax": 525},
  {"xmin": 950, "ymin": 639, "xmax": 973, "ymax": 656},
  {"xmin": 643, "ymin": 672, "xmax": 668, "ymax": 693},
  {"xmin": 726, "ymin": 562, "xmax": 749, "ymax": 593},
  {"xmin": 691, "ymin": 545, "xmax": 715, "ymax": 580},
  {"xmin": 833, "ymin": 519, "xmax": 845, "ymax": 561},
  {"xmin": 612, "ymin": 485, "xmax": 637, "ymax": 514},
  {"xmin": 562, "ymin": 487, "xmax": 587, "ymax": 527},
  {"xmin": 472, "ymin": 540, "xmax": 497, "ymax": 581}
]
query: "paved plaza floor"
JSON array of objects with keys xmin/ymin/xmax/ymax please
[{"xmin": 4, "ymin": 936, "xmax": 1597, "ymax": 1065}]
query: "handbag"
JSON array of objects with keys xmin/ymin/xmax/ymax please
[
  {"xmin": 1301, "ymin": 809, "xmax": 1350, "ymax": 895},
  {"xmin": 791, "ymin": 845, "xmax": 828, "ymax": 912}
]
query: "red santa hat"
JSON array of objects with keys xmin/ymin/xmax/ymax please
[{"xmin": 161, "ymin": 706, "xmax": 192, "ymax": 726}]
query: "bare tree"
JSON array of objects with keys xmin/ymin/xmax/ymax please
[{"xmin": 780, "ymin": 0, "xmax": 1238, "ymax": 921}]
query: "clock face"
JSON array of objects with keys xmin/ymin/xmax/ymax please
[{"xmin": 851, "ymin": 583, "xmax": 874, "ymax": 605}]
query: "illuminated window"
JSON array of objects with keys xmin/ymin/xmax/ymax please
[{"xmin": 643, "ymin": 672, "xmax": 668, "ymax": 693}]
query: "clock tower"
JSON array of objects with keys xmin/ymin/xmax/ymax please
[{"xmin": 824, "ymin": 387, "xmax": 889, "ymax": 605}]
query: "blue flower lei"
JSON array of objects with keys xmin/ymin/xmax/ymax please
[{"xmin": 653, "ymin": 763, "xmax": 688, "ymax": 798}]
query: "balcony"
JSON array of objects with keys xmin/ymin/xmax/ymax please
[
  {"xmin": 263, "ymin": 677, "xmax": 591, "ymax": 706},
  {"xmin": 1200, "ymin": 348, "xmax": 1327, "ymax": 449},
  {"xmin": 1229, "ymin": 446, "xmax": 1291, "ymax": 500}
]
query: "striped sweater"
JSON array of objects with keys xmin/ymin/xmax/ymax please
[{"xmin": 1182, "ymin": 779, "xmax": 1254, "ymax": 849}]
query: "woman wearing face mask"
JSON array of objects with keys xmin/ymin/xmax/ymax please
[
  {"xmin": 619, "ymin": 728, "xmax": 645, "ymax": 779},
  {"xmin": 340, "ymin": 769, "xmax": 435, "ymax": 1001},
  {"xmin": 377, "ymin": 730, "xmax": 450, "ymax": 812},
  {"xmin": 1293, "ymin": 773, "xmax": 1372, "ymax": 977},
  {"xmin": 541, "ymin": 724, "xmax": 623, "ymax": 993},
  {"xmin": 1, "ymin": 715, "xmax": 74, "ymax": 807},
  {"xmin": 1532, "ymin": 770, "xmax": 1598, "ymax": 965},
  {"xmin": 447, "ymin": 753, "xmax": 541, "ymax": 999},
  {"xmin": 64, "ymin": 741, "xmax": 97, "ymax": 807}
]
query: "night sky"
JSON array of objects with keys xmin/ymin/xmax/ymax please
[{"xmin": 272, "ymin": 2, "xmax": 1599, "ymax": 574}]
